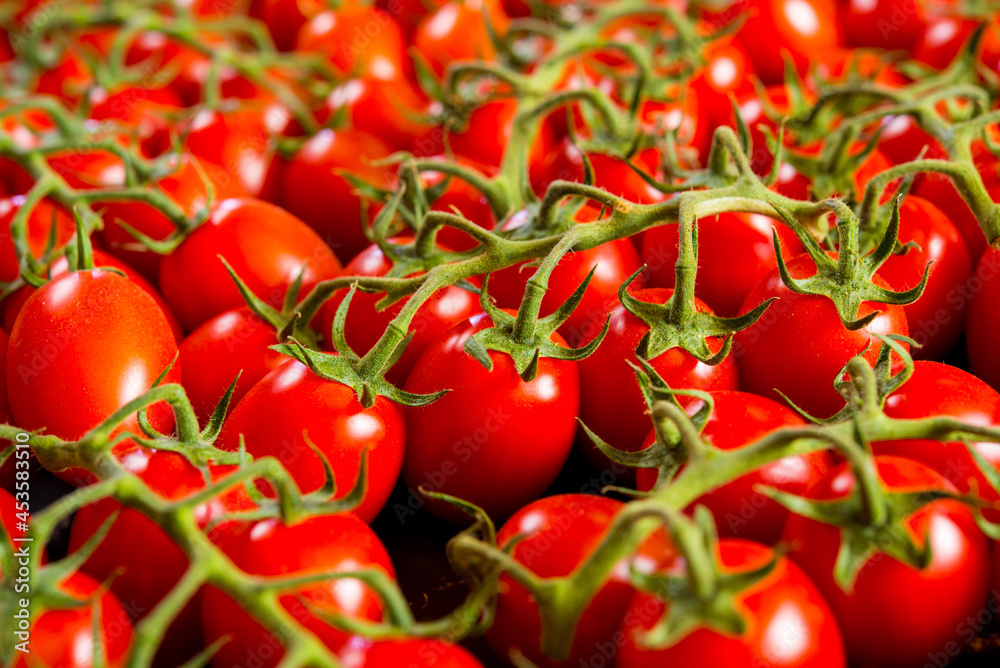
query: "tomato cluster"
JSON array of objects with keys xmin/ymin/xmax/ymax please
[{"xmin": 2, "ymin": 1, "xmax": 1000, "ymax": 667}]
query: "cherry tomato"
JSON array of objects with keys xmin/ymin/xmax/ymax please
[
  {"xmin": 176, "ymin": 107, "xmax": 275, "ymax": 198},
  {"xmin": 618, "ymin": 539, "xmax": 846, "ymax": 668},
  {"xmin": 297, "ymin": 6, "xmax": 409, "ymax": 82},
  {"xmin": 201, "ymin": 513, "xmax": 396, "ymax": 668},
  {"xmin": 875, "ymin": 196, "xmax": 971, "ymax": 360},
  {"xmin": 734, "ymin": 252, "xmax": 909, "ymax": 419},
  {"xmin": 279, "ymin": 129, "xmax": 394, "ymax": 264},
  {"xmin": 68, "ymin": 451, "xmax": 252, "ymax": 668},
  {"xmin": 413, "ymin": 0, "xmax": 509, "ymax": 78},
  {"xmin": 578, "ymin": 287, "xmax": 739, "ymax": 473},
  {"xmin": 402, "ymin": 312, "xmax": 580, "ymax": 522},
  {"xmin": 641, "ymin": 213, "xmax": 805, "ymax": 317},
  {"xmin": 316, "ymin": 241, "xmax": 481, "ymax": 385},
  {"xmin": 636, "ymin": 390, "xmax": 830, "ymax": 544},
  {"xmin": 967, "ymin": 246, "xmax": 1000, "ymax": 392},
  {"xmin": 348, "ymin": 639, "xmax": 485, "ymax": 668},
  {"xmin": 158, "ymin": 197, "xmax": 342, "ymax": 331},
  {"xmin": 782, "ymin": 456, "xmax": 991, "ymax": 668},
  {"xmin": 249, "ymin": 0, "xmax": 326, "ymax": 51},
  {"xmin": 323, "ymin": 76, "xmax": 431, "ymax": 152},
  {"xmin": 219, "ymin": 357, "xmax": 405, "ymax": 523},
  {"xmin": 836, "ymin": 0, "xmax": 926, "ymax": 51},
  {"xmin": 486, "ymin": 494, "xmax": 676, "ymax": 668},
  {"xmin": 11, "ymin": 572, "xmax": 134, "ymax": 668},
  {"xmin": 530, "ymin": 138, "xmax": 663, "ymax": 204},
  {"xmin": 6, "ymin": 269, "xmax": 180, "ymax": 485},
  {"xmin": 0, "ymin": 196, "xmax": 75, "ymax": 282},
  {"xmin": 87, "ymin": 84, "xmax": 183, "ymax": 158},
  {"xmin": 913, "ymin": 12, "xmax": 977, "ymax": 70}
]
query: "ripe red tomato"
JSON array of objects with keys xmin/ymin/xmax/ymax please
[
  {"xmin": 402, "ymin": 312, "xmax": 580, "ymax": 522},
  {"xmin": 530, "ymin": 138, "xmax": 663, "ymax": 205},
  {"xmin": 486, "ymin": 494, "xmax": 676, "ymax": 668},
  {"xmin": 913, "ymin": 13, "xmax": 977, "ymax": 70},
  {"xmin": 617, "ymin": 539, "xmax": 846, "ymax": 668},
  {"xmin": 159, "ymin": 197, "xmax": 342, "ymax": 331},
  {"xmin": 323, "ymin": 76, "xmax": 431, "ymax": 152},
  {"xmin": 87, "ymin": 84, "xmax": 182, "ymax": 157},
  {"xmin": 446, "ymin": 99, "xmax": 518, "ymax": 169},
  {"xmin": 413, "ymin": 0, "xmax": 509, "ymax": 77},
  {"xmin": 782, "ymin": 456, "xmax": 991, "ymax": 668},
  {"xmin": 68, "ymin": 451, "xmax": 253, "ymax": 667},
  {"xmin": 636, "ymin": 390, "xmax": 830, "ymax": 544},
  {"xmin": 0, "ymin": 196, "xmax": 75, "ymax": 282},
  {"xmin": 641, "ymin": 213, "xmax": 805, "ymax": 317},
  {"xmin": 349, "ymin": 639, "xmax": 485, "ymax": 668},
  {"xmin": 874, "ymin": 196, "xmax": 971, "ymax": 360},
  {"xmin": 249, "ymin": 0, "xmax": 326, "ymax": 51},
  {"xmin": 179, "ymin": 306, "xmax": 288, "ymax": 422},
  {"xmin": 297, "ymin": 6, "xmax": 409, "ymax": 81},
  {"xmin": 690, "ymin": 38, "xmax": 756, "ymax": 154},
  {"xmin": 219, "ymin": 357, "xmax": 405, "ymax": 523},
  {"xmin": 279, "ymin": 129, "xmax": 394, "ymax": 264},
  {"xmin": 733, "ymin": 252, "xmax": 909, "ymax": 419},
  {"xmin": 201, "ymin": 513, "xmax": 396, "ymax": 668},
  {"xmin": 872, "ymin": 361, "xmax": 1000, "ymax": 514},
  {"xmin": 10, "ymin": 572, "xmax": 134, "ymax": 668},
  {"xmin": 316, "ymin": 241, "xmax": 481, "ymax": 385},
  {"xmin": 6, "ymin": 269, "xmax": 180, "ymax": 485},
  {"xmin": 578, "ymin": 287, "xmax": 739, "ymax": 472},
  {"xmin": 836, "ymin": 0, "xmax": 927, "ymax": 51},
  {"xmin": 967, "ymin": 247, "xmax": 1000, "ymax": 391},
  {"xmin": 490, "ymin": 236, "xmax": 646, "ymax": 346}
]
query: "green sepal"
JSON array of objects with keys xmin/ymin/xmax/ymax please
[
  {"xmin": 137, "ymin": 354, "xmax": 180, "ymax": 439},
  {"xmin": 819, "ymin": 334, "xmax": 917, "ymax": 423},
  {"xmin": 463, "ymin": 273, "xmax": 610, "ymax": 382},
  {"xmin": 619, "ymin": 266, "xmax": 774, "ymax": 363},
  {"xmin": 771, "ymin": 200, "xmax": 929, "ymax": 331}
]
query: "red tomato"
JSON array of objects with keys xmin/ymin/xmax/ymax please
[
  {"xmin": 486, "ymin": 494, "xmax": 676, "ymax": 668},
  {"xmin": 201, "ymin": 513, "xmax": 396, "ymax": 668},
  {"xmin": 690, "ymin": 38, "xmax": 757, "ymax": 155},
  {"xmin": 11, "ymin": 572, "xmax": 134, "ymax": 668},
  {"xmin": 911, "ymin": 169, "xmax": 994, "ymax": 265},
  {"xmin": 530, "ymin": 138, "xmax": 663, "ymax": 204},
  {"xmin": 636, "ymin": 391, "xmax": 830, "ymax": 544},
  {"xmin": 725, "ymin": 0, "xmax": 842, "ymax": 84},
  {"xmin": 402, "ymin": 312, "xmax": 580, "ymax": 522},
  {"xmin": 874, "ymin": 196, "xmax": 971, "ymax": 360},
  {"xmin": 490, "ymin": 236, "xmax": 646, "ymax": 346},
  {"xmin": 179, "ymin": 307, "xmax": 287, "ymax": 422},
  {"xmin": 967, "ymin": 246, "xmax": 1000, "ymax": 391},
  {"xmin": 219, "ymin": 358, "xmax": 405, "ymax": 522},
  {"xmin": 68, "ymin": 451, "xmax": 253, "ymax": 667},
  {"xmin": 87, "ymin": 84, "xmax": 183, "ymax": 158},
  {"xmin": 413, "ymin": 0, "xmax": 509, "ymax": 77},
  {"xmin": 641, "ymin": 213, "xmax": 805, "ymax": 317},
  {"xmin": 6, "ymin": 270, "xmax": 180, "ymax": 485},
  {"xmin": 872, "ymin": 361, "xmax": 1000, "ymax": 518},
  {"xmin": 296, "ymin": 6, "xmax": 409, "ymax": 82},
  {"xmin": 782, "ymin": 456, "xmax": 991, "ymax": 668},
  {"xmin": 617, "ymin": 539, "xmax": 846, "ymax": 668},
  {"xmin": 316, "ymin": 242, "xmax": 481, "ymax": 385},
  {"xmin": 836, "ymin": 0, "xmax": 926, "ymax": 51},
  {"xmin": 176, "ymin": 107, "xmax": 275, "ymax": 198},
  {"xmin": 578, "ymin": 287, "xmax": 739, "ymax": 472},
  {"xmin": 279, "ymin": 129, "xmax": 394, "ymax": 264},
  {"xmin": 158, "ymin": 197, "xmax": 342, "ymax": 331},
  {"xmin": 3, "ymin": 249, "xmax": 183, "ymax": 342},
  {"xmin": 913, "ymin": 13, "xmax": 977, "ymax": 69},
  {"xmin": 733, "ymin": 252, "xmax": 909, "ymax": 419},
  {"xmin": 445, "ymin": 99, "xmax": 518, "ymax": 169},
  {"xmin": 348, "ymin": 639, "xmax": 484, "ymax": 668},
  {"xmin": 0, "ymin": 196, "xmax": 75, "ymax": 282},
  {"xmin": 323, "ymin": 77, "xmax": 431, "ymax": 152},
  {"xmin": 34, "ymin": 49, "xmax": 92, "ymax": 102},
  {"xmin": 249, "ymin": 0, "xmax": 326, "ymax": 50}
]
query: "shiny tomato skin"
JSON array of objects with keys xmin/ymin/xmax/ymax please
[
  {"xmin": 617, "ymin": 539, "xmax": 846, "ymax": 668},
  {"xmin": 914, "ymin": 13, "xmax": 977, "ymax": 69},
  {"xmin": 836, "ymin": 0, "xmax": 926, "ymax": 51},
  {"xmin": 218, "ymin": 358, "xmax": 405, "ymax": 523},
  {"xmin": 6, "ymin": 270, "xmax": 180, "ymax": 485},
  {"xmin": 967, "ymin": 247, "xmax": 1000, "ymax": 391},
  {"xmin": 349, "ymin": 639, "xmax": 485, "ymax": 668},
  {"xmin": 402, "ymin": 313, "xmax": 579, "ymax": 523},
  {"xmin": 279, "ymin": 129, "xmax": 394, "ymax": 264},
  {"xmin": 179, "ymin": 306, "xmax": 287, "ymax": 422},
  {"xmin": 641, "ymin": 213, "xmax": 805, "ymax": 317},
  {"xmin": 489, "ymin": 237, "xmax": 646, "ymax": 346},
  {"xmin": 636, "ymin": 391, "xmax": 829, "ymax": 544},
  {"xmin": 316, "ymin": 242, "xmax": 481, "ymax": 385},
  {"xmin": 158, "ymin": 197, "xmax": 342, "ymax": 331},
  {"xmin": 733, "ymin": 252, "xmax": 909, "ymax": 419},
  {"xmin": 874, "ymin": 196, "xmax": 971, "ymax": 361},
  {"xmin": 201, "ymin": 513, "xmax": 396, "ymax": 668},
  {"xmin": 297, "ymin": 6, "xmax": 409, "ymax": 82},
  {"xmin": 578, "ymin": 287, "xmax": 739, "ymax": 472},
  {"xmin": 447, "ymin": 99, "xmax": 517, "ymax": 169},
  {"xmin": 68, "ymin": 451, "xmax": 252, "ymax": 668},
  {"xmin": 486, "ymin": 494, "xmax": 676, "ymax": 668},
  {"xmin": 872, "ymin": 361, "xmax": 1000, "ymax": 518},
  {"xmin": 413, "ymin": 0, "xmax": 509, "ymax": 78},
  {"xmin": 726, "ymin": 0, "xmax": 842, "ymax": 84},
  {"xmin": 911, "ymin": 160, "xmax": 997, "ymax": 264},
  {"xmin": 323, "ymin": 76, "xmax": 431, "ymax": 152},
  {"xmin": 782, "ymin": 457, "xmax": 991, "ymax": 668},
  {"xmin": 10, "ymin": 572, "xmax": 134, "ymax": 668},
  {"xmin": 0, "ymin": 196, "xmax": 74, "ymax": 282},
  {"xmin": 249, "ymin": 0, "xmax": 326, "ymax": 51},
  {"xmin": 530, "ymin": 138, "xmax": 662, "ymax": 205}
]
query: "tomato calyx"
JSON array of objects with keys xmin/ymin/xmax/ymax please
[
  {"xmin": 773, "ymin": 198, "xmax": 928, "ymax": 330},
  {"xmin": 464, "ymin": 233, "xmax": 609, "ymax": 381},
  {"xmin": 273, "ymin": 285, "xmax": 447, "ymax": 408}
]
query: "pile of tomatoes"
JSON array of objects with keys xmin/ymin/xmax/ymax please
[{"xmin": 2, "ymin": 0, "xmax": 1000, "ymax": 666}]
